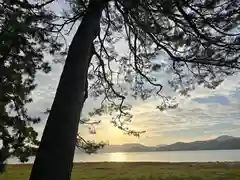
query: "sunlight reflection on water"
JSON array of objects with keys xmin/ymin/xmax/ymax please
[{"xmin": 109, "ymin": 152, "xmax": 126, "ymax": 162}]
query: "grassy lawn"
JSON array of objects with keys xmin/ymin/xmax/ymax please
[{"xmin": 1, "ymin": 162, "xmax": 240, "ymax": 180}]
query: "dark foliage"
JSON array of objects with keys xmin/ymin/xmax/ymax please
[
  {"xmin": 64, "ymin": 0, "xmax": 240, "ymax": 136},
  {"xmin": 0, "ymin": 0, "xmax": 62, "ymax": 171}
]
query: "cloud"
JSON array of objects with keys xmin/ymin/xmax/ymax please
[
  {"xmin": 27, "ymin": 56, "xmax": 240, "ymax": 145},
  {"xmin": 193, "ymin": 95, "xmax": 230, "ymax": 105},
  {"xmin": 128, "ymin": 95, "xmax": 240, "ymax": 144},
  {"xmin": 27, "ymin": 60, "xmax": 63, "ymax": 119}
]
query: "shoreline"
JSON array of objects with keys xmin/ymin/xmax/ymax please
[{"xmin": 7, "ymin": 161, "xmax": 240, "ymax": 166}]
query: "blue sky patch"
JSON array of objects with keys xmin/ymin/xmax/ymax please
[{"xmin": 193, "ymin": 95, "xmax": 230, "ymax": 105}]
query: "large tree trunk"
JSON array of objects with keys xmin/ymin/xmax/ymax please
[{"xmin": 29, "ymin": 1, "xmax": 107, "ymax": 180}]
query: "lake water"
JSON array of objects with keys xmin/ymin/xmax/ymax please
[
  {"xmin": 8, "ymin": 150, "xmax": 240, "ymax": 164},
  {"xmin": 74, "ymin": 150, "xmax": 240, "ymax": 162}
]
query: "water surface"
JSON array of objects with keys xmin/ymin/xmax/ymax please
[
  {"xmin": 74, "ymin": 150, "xmax": 240, "ymax": 162},
  {"xmin": 8, "ymin": 150, "xmax": 240, "ymax": 164}
]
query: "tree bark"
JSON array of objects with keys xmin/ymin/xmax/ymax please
[{"xmin": 29, "ymin": 1, "xmax": 107, "ymax": 180}]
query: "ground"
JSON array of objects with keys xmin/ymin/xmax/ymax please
[{"xmin": 1, "ymin": 162, "xmax": 240, "ymax": 180}]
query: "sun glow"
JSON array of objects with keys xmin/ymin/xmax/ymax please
[{"xmin": 109, "ymin": 152, "xmax": 127, "ymax": 162}]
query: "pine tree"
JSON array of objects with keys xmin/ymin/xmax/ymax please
[
  {"xmin": 0, "ymin": 0, "xmax": 62, "ymax": 172},
  {"xmin": 29, "ymin": 0, "xmax": 240, "ymax": 180}
]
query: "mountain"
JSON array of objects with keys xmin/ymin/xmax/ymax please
[
  {"xmin": 98, "ymin": 135, "xmax": 240, "ymax": 153},
  {"xmin": 99, "ymin": 143, "xmax": 157, "ymax": 153},
  {"xmin": 215, "ymin": 135, "xmax": 235, "ymax": 141},
  {"xmin": 156, "ymin": 135, "xmax": 240, "ymax": 151}
]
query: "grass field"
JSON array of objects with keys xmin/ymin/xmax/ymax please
[{"xmin": 1, "ymin": 162, "xmax": 240, "ymax": 180}]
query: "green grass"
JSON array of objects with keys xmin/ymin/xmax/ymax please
[{"xmin": 1, "ymin": 162, "xmax": 240, "ymax": 180}]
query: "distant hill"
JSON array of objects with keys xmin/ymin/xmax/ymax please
[
  {"xmin": 156, "ymin": 135, "xmax": 240, "ymax": 151},
  {"xmin": 98, "ymin": 135, "xmax": 240, "ymax": 153},
  {"xmin": 98, "ymin": 143, "xmax": 157, "ymax": 153},
  {"xmin": 215, "ymin": 135, "xmax": 236, "ymax": 141}
]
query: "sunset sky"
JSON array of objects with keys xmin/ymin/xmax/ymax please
[
  {"xmin": 28, "ymin": 62, "xmax": 240, "ymax": 145},
  {"xmin": 27, "ymin": 0, "xmax": 240, "ymax": 146}
]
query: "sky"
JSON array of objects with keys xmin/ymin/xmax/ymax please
[
  {"xmin": 26, "ymin": 0, "xmax": 240, "ymax": 146},
  {"xmin": 28, "ymin": 64, "xmax": 240, "ymax": 146}
]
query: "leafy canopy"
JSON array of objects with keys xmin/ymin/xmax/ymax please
[{"xmin": 63, "ymin": 0, "xmax": 240, "ymax": 136}]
